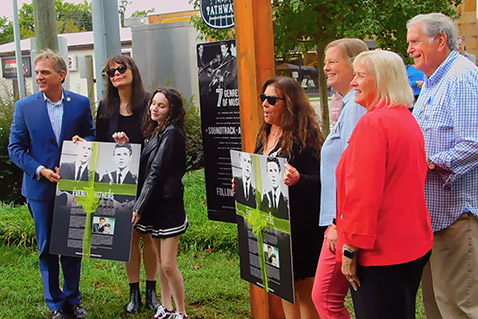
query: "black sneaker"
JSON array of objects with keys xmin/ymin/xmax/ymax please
[{"xmin": 65, "ymin": 304, "xmax": 88, "ymax": 319}]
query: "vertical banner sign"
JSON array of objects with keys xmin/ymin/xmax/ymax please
[
  {"xmin": 200, "ymin": 0, "xmax": 235, "ymax": 29},
  {"xmin": 231, "ymin": 150, "xmax": 295, "ymax": 303},
  {"xmin": 50, "ymin": 141, "xmax": 141, "ymax": 262},
  {"xmin": 197, "ymin": 40, "xmax": 241, "ymax": 223}
]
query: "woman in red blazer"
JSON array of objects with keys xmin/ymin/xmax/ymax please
[{"xmin": 336, "ymin": 50, "xmax": 433, "ymax": 319}]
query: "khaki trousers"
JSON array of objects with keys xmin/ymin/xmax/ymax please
[{"xmin": 422, "ymin": 212, "xmax": 478, "ymax": 319}]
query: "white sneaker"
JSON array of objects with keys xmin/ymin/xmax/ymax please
[
  {"xmin": 152, "ymin": 305, "xmax": 175, "ymax": 319},
  {"xmin": 174, "ymin": 313, "xmax": 189, "ymax": 319}
]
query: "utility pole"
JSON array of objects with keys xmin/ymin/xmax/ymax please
[
  {"xmin": 33, "ymin": 0, "xmax": 58, "ymax": 52},
  {"xmin": 92, "ymin": 0, "xmax": 121, "ymax": 105},
  {"xmin": 12, "ymin": 0, "xmax": 25, "ymax": 99}
]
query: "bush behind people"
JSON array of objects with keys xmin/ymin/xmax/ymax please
[
  {"xmin": 0, "ymin": 169, "xmax": 236, "ymax": 251},
  {"xmin": 0, "ymin": 88, "xmax": 204, "ymax": 204},
  {"xmin": 0, "ymin": 82, "xmax": 25, "ymax": 204}
]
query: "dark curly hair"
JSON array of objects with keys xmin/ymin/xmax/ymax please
[
  {"xmin": 143, "ymin": 87, "xmax": 186, "ymax": 138},
  {"xmin": 99, "ymin": 55, "xmax": 148, "ymax": 119},
  {"xmin": 257, "ymin": 76, "xmax": 324, "ymax": 161}
]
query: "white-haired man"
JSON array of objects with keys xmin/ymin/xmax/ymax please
[{"xmin": 407, "ymin": 13, "xmax": 478, "ymax": 319}]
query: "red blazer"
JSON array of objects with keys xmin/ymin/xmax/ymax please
[{"xmin": 336, "ymin": 102, "xmax": 433, "ymax": 266}]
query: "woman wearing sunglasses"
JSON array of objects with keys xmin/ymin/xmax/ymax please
[
  {"xmin": 256, "ymin": 76, "xmax": 325, "ymax": 318},
  {"xmin": 311, "ymin": 38, "xmax": 368, "ymax": 319},
  {"xmin": 96, "ymin": 55, "xmax": 159, "ymax": 314}
]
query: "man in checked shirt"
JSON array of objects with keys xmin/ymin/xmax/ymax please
[{"xmin": 407, "ymin": 13, "xmax": 478, "ymax": 319}]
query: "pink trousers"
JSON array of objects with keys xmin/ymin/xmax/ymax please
[{"xmin": 311, "ymin": 233, "xmax": 350, "ymax": 319}]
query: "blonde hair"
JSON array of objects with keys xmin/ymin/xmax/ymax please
[
  {"xmin": 353, "ymin": 50, "xmax": 414, "ymax": 108},
  {"xmin": 325, "ymin": 38, "xmax": 369, "ymax": 68},
  {"xmin": 34, "ymin": 49, "xmax": 67, "ymax": 76}
]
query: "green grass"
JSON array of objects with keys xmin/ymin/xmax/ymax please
[
  {"xmin": 0, "ymin": 169, "xmax": 238, "ymax": 252},
  {"xmin": 0, "ymin": 169, "xmax": 427, "ymax": 318},
  {"xmin": 0, "ymin": 245, "xmax": 249, "ymax": 319}
]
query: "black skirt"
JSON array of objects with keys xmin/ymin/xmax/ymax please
[{"xmin": 134, "ymin": 195, "xmax": 188, "ymax": 238}]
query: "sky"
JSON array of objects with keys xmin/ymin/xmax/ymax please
[{"xmin": 4, "ymin": 0, "xmax": 195, "ymax": 20}]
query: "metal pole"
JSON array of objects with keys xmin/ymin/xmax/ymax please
[
  {"xmin": 12, "ymin": 0, "xmax": 25, "ymax": 99},
  {"xmin": 92, "ymin": 0, "xmax": 122, "ymax": 105},
  {"xmin": 103, "ymin": 0, "xmax": 122, "ymax": 57},
  {"xmin": 92, "ymin": 0, "xmax": 107, "ymax": 104}
]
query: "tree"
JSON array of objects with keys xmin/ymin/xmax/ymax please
[
  {"xmin": 361, "ymin": 1, "xmax": 461, "ymax": 61},
  {"xmin": 131, "ymin": 9, "xmax": 155, "ymax": 18},
  {"xmin": 56, "ymin": 0, "xmax": 92, "ymax": 33},
  {"xmin": 189, "ymin": 0, "xmax": 234, "ymax": 41},
  {"xmin": 0, "ymin": 17, "xmax": 13, "ymax": 45},
  {"xmin": 271, "ymin": 0, "xmax": 371, "ymax": 135},
  {"xmin": 0, "ymin": 0, "xmax": 93, "ymax": 45},
  {"xmin": 118, "ymin": 0, "xmax": 131, "ymax": 26},
  {"xmin": 189, "ymin": 0, "xmax": 462, "ymax": 135},
  {"xmin": 19, "ymin": 2, "xmax": 35, "ymax": 39}
]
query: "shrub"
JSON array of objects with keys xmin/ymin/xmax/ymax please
[
  {"xmin": 0, "ymin": 81, "xmax": 24, "ymax": 204},
  {"xmin": 181, "ymin": 168, "xmax": 238, "ymax": 252},
  {"xmin": 0, "ymin": 169, "xmax": 238, "ymax": 252},
  {"xmin": 184, "ymin": 96, "xmax": 204, "ymax": 171}
]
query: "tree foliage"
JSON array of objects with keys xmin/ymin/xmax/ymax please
[
  {"xmin": 118, "ymin": 0, "xmax": 131, "ymax": 26},
  {"xmin": 0, "ymin": 0, "xmax": 93, "ymax": 45},
  {"xmin": 0, "ymin": 17, "xmax": 14, "ymax": 45},
  {"xmin": 131, "ymin": 9, "xmax": 155, "ymax": 18},
  {"xmin": 364, "ymin": 0, "xmax": 461, "ymax": 60},
  {"xmin": 189, "ymin": 0, "xmax": 234, "ymax": 41},
  {"xmin": 56, "ymin": 0, "xmax": 92, "ymax": 33},
  {"xmin": 189, "ymin": 0, "xmax": 462, "ymax": 134}
]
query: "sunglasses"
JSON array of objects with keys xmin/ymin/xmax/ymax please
[
  {"xmin": 260, "ymin": 93, "xmax": 285, "ymax": 106},
  {"xmin": 106, "ymin": 65, "xmax": 128, "ymax": 77}
]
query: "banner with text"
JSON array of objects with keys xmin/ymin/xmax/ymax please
[
  {"xmin": 197, "ymin": 40, "xmax": 241, "ymax": 223},
  {"xmin": 231, "ymin": 150, "xmax": 295, "ymax": 303},
  {"xmin": 50, "ymin": 141, "xmax": 141, "ymax": 262}
]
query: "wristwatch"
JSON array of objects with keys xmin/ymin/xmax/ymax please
[{"xmin": 343, "ymin": 246, "xmax": 356, "ymax": 259}]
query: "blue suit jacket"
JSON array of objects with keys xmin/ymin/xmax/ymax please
[{"xmin": 8, "ymin": 90, "xmax": 95, "ymax": 201}]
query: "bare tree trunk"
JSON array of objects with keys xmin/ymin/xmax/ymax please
[{"xmin": 316, "ymin": 41, "xmax": 329, "ymax": 137}]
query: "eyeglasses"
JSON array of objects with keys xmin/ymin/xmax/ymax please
[
  {"xmin": 260, "ymin": 93, "xmax": 285, "ymax": 106},
  {"xmin": 106, "ymin": 65, "xmax": 128, "ymax": 77}
]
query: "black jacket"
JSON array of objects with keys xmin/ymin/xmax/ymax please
[
  {"xmin": 95, "ymin": 93, "xmax": 149, "ymax": 143},
  {"xmin": 133, "ymin": 125, "xmax": 186, "ymax": 216}
]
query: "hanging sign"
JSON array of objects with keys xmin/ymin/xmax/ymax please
[{"xmin": 200, "ymin": 0, "xmax": 235, "ymax": 29}]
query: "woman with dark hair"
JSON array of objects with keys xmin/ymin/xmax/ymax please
[
  {"xmin": 256, "ymin": 76, "xmax": 325, "ymax": 318},
  {"xmin": 96, "ymin": 55, "xmax": 157, "ymax": 314},
  {"xmin": 133, "ymin": 88, "xmax": 189, "ymax": 319},
  {"xmin": 97, "ymin": 54, "xmax": 150, "ymax": 142}
]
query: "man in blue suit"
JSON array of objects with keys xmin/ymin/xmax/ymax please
[{"xmin": 8, "ymin": 49, "xmax": 95, "ymax": 319}]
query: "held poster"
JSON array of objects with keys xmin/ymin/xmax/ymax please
[
  {"xmin": 197, "ymin": 40, "xmax": 241, "ymax": 223},
  {"xmin": 231, "ymin": 150, "xmax": 295, "ymax": 303},
  {"xmin": 50, "ymin": 141, "xmax": 141, "ymax": 262}
]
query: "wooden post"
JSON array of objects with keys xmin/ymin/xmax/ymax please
[
  {"xmin": 33, "ymin": 0, "xmax": 59, "ymax": 51},
  {"xmin": 234, "ymin": 0, "xmax": 285, "ymax": 318}
]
